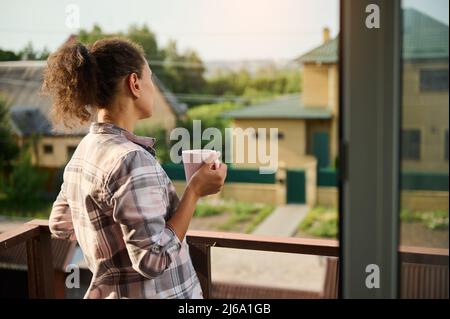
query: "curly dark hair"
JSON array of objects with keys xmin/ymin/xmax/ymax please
[{"xmin": 41, "ymin": 37, "xmax": 145, "ymax": 128}]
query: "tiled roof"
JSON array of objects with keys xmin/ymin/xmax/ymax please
[
  {"xmin": 297, "ymin": 8, "xmax": 449, "ymax": 64},
  {"xmin": 221, "ymin": 94, "xmax": 332, "ymax": 120},
  {"xmin": 0, "ymin": 61, "xmax": 90, "ymax": 136},
  {"xmin": 297, "ymin": 38, "xmax": 338, "ymax": 64},
  {"xmin": 403, "ymin": 8, "xmax": 449, "ymax": 60},
  {"xmin": 10, "ymin": 107, "xmax": 53, "ymax": 136},
  {"xmin": 0, "ymin": 60, "xmax": 186, "ymax": 135}
]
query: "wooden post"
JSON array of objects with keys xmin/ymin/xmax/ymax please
[
  {"xmin": 188, "ymin": 243, "xmax": 212, "ymax": 299},
  {"xmin": 26, "ymin": 229, "xmax": 55, "ymax": 298}
]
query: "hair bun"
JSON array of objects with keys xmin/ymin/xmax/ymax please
[{"xmin": 78, "ymin": 43, "xmax": 91, "ymax": 60}]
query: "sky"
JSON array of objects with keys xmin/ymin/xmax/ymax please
[{"xmin": 0, "ymin": 0, "xmax": 448, "ymax": 61}]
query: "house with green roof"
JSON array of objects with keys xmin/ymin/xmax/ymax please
[
  {"xmin": 223, "ymin": 8, "xmax": 448, "ymax": 177},
  {"xmin": 222, "ymin": 27, "xmax": 339, "ymax": 176}
]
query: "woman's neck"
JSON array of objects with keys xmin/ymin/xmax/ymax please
[{"xmin": 96, "ymin": 106, "xmax": 136, "ymax": 133}]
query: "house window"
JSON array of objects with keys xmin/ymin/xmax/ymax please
[
  {"xmin": 402, "ymin": 129, "xmax": 421, "ymax": 160},
  {"xmin": 420, "ymin": 69, "xmax": 449, "ymax": 92},
  {"xmin": 43, "ymin": 144, "xmax": 53, "ymax": 154},
  {"xmin": 67, "ymin": 146, "xmax": 77, "ymax": 160},
  {"xmin": 445, "ymin": 130, "xmax": 449, "ymax": 161},
  {"xmin": 277, "ymin": 132, "xmax": 285, "ymax": 140}
]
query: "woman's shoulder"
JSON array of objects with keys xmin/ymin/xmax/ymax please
[{"xmin": 86, "ymin": 132, "xmax": 153, "ymax": 161}]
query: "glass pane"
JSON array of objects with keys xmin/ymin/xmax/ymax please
[
  {"xmin": 0, "ymin": 0, "xmax": 339, "ymax": 299},
  {"xmin": 400, "ymin": 0, "xmax": 449, "ymax": 298}
]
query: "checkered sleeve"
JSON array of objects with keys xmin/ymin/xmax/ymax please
[
  {"xmin": 106, "ymin": 150, "xmax": 183, "ymax": 279},
  {"xmin": 49, "ymin": 182, "xmax": 77, "ymax": 241}
]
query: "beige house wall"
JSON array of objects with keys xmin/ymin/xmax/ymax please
[
  {"xmin": 304, "ymin": 61, "xmax": 448, "ymax": 173},
  {"xmin": 172, "ymin": 180, "xmax": 285, "ymax": 205},
  {"xmin": 302, "ymin": 63, "xmax": 339, "ymax": 167},
  {"xmin": 317, "ymin": 186, "xmax": 449, "ymax": 212},
  {"xmin": 230, "ymin": 118, "xmax": 307, "ymax": 169},
  {"xmin": 33, "ymin": 136, "xmax": 84, "ymax": 168},
  {"xmin": 317, "ymin": 187, "xmax": 338, "ymax": 208},
  {"xmin": 328, "ymin": 64, "xmax": 339, "ymax": 165},
  {"xmin": 302, "ymin": 64, "xmax": 330, "ymax": 107},
  {"xmin": 402, "ymin": 61, "xmax": 449, "ymax": 172},
  {"xmin": 401, "ymin": 190, "xmax": 449, "ymax": 212}
]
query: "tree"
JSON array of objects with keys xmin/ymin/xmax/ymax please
[
  {"xmin": 0, "ymin": 95, "xmax": 19, "ymax": 170},
  {"xmin": 0, "ymin": 148, "xmax": 48, "ymax": 204},
  {"xmin": 178, "ymin": 49, "xmax": 206, "ymax": 94},
  {"xmin": 127, "ymin": 24, "xmax": 162, "ymax": 61},
  {"xmin": 19, "ymin": 41, "xmax": 37, "ymax": 60},
  {"xmin": 0, "ymin": 49, "xmax": 20, "ymax": 61},
  {"xmin": 78, "ymin": 24, "xmax": 106, "ymax": 44},
  {"xmin": 158, "ymin": 40, "xmax": 206, "ymax": 97},
  {"xmin": 75, "ymin": 24, "xmax": 208, "ymax": 96}
]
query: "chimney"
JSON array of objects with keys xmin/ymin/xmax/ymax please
[
  {"xmin": 322, "ymin": 27, "xmax": 330, "ymax": 43},
  {"xmin": 64, "ymin": 34, "xmax": 78, "ymax": 46}
]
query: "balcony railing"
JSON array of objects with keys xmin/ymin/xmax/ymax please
[{"xmin": 0, "ymin": 219, "xmax": 448, "ymax": 299}]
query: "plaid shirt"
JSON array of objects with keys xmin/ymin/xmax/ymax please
[{"xmin": 49, "ymin": 122, "xmax": 203, "ymax": 299}]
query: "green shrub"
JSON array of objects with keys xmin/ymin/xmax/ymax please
[
  {"xmin": 193, "ymin": 199, "xmax": 274, "ymax": 232},
  {"xmin": 0, "ymin": 151, "xmax": 48, "ymax": 204},
  {"xmin": 400, "ymin": 209, "xmax": 449, "ymax": 230},
  {"xmin": 299, "ymin": 207, "xmax": 338, "ymax": 238},
  {"xmin": 194, "ymin": 201, "xmax": 227, "ymax": 217}
]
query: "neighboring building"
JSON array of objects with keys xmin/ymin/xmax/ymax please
[
  {"xmin": 223, "ymin": 94, "xmax": 332, "ymax": 169},
  {"xmin": 298, "ymin": 8, "xmax": 449, "ymax": 173},
  {"xmin": 401, "ymin": 8, "xmax": 449, "ymax": 173},
  {"xmin": 224, "ymin": 8, "xmax": 448, "ymax": 175},
  {"xmin": 223, "ymin": 28, "xmax": 338, "ymax": 173},
  {"xmin": 296, "ymin": 27, "xmax": 339, "ymax": 170},
  {"xmin": 0, "ymin": 60, "xmax": 187, "ymax": 169}
]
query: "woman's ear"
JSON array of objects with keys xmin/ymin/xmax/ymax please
[{"xmin": 127, "ymin": 73, "xmax": 141, "ymax": 98}]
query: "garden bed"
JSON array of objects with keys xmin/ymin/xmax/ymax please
[
  {"xmin": 190, "ymin": 198, "xmax": 275, "ymax": 234},
  {"xmin": 295, "ymin": 206, "xmax": 449, "ymax": 249}
]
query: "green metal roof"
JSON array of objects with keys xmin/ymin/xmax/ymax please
[
  {"xmin": 403, "ymin": 8, "xmax": 449, "ymax": 60},
  {"xmin": 297, "ymin": 8, "xmax": 448, "ymax": 64},
  {"xmin": 221, "ymin": 94, "xmax": 332, "ymax": 120},
  {"xmin": 297, "ymin": 37, "xmax": 338, "ymax": 64}
]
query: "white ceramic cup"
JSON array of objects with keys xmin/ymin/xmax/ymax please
[{"xmin": 181, "ymin": 149, "xmax": 221, "ymax": 182}]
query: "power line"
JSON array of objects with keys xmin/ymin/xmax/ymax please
[
  {"xmin": 165, "ymin": 93, "xmax": 244, "ymax": 103},
  {"xmin": 0, "ymin": 28, "xmax": 327, "ymax": 37}
]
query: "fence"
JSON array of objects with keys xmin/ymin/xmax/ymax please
[{"xmin": 162, "ymin": 164, "xmax": 276, "ymax": 184}]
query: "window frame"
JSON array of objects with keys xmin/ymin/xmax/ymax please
[
  {"xmin": 401, "ymin": 128, "xmax": 422, "ymax": 161},
  {"xmin": 43, "ymin": 143, "xmax": 53, "ymax": 155},
  {"xmin": 339, "ymin": 0, "xmax": 401, "ymax": 298},
  {"xmin": 419, "ymin": 68, "xmax": 449, "ymax": 92}
]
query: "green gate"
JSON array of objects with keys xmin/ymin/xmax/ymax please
[
  {"xmin": 286, "ymin": 169, "xmax": 306, "ymax": 204},
  {"xmin": 313, "ymin": 132, "xmax": 330, "ymax": 168}
]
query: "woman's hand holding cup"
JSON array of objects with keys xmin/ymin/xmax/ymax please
[{"xmin": 184, "ymin": 150, "xmax": 227, "ymax": 198}]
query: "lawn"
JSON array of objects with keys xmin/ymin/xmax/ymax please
[{"xmin": 295, "ymin": 206, "xmax": 449, "ymax": 248}]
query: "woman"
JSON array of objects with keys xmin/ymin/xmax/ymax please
[{"xmin": 43, "ymin": 38, "xmax": 227, "ymax": 299}]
